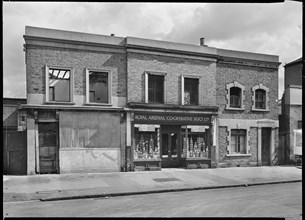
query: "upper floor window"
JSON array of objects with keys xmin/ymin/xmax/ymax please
[
  {"xmin": 45, "ymin": 66, "xmax": 74, "ymax": 103},
  {"xmin": 251, "ymin": 84, "xmax": 269, "ymax": 111},
  {"xmin": 230, "ymin": 87, "xmax": 241, "ymax": 108},
  {"xmin": 86, "ymin": 68, "xmax": 112, "ymax": 105},
  {"xmin": 226, "ymin": 81, "xmax": 245, "ymax": 110},
  {"xmin": 231, "ymin": 129, "xmax": 247, "ymax": 154},
  {"xmin": 184, "ymin": 78, "xmax": 199, "ymax": 105},
  {"xmin": 255, "ymin": 89, "xmax": 266, "ymax": 109},
  {"xmin": 145, "ymin": 71, "xmax": 166, "ymax": 104}
]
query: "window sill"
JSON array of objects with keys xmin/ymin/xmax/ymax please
[
  {"xmin": 225, "ymin": 107, "xmax": 245, "ymax": 111},
  {"xmin": 84, "ymin": 102, "xmax": 112, "ymax": 106},
  {"xmin": 251, "ymin": 108, "xmax": 270, "ymax": 112},
  {"xmin": 226, "ymin": 154, "xmax": 251, "ymax": 157},
  {"xmin": 45, "ymin": 101, "xmax": 75, "ymax": 105}
]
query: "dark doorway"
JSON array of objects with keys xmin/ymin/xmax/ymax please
[
  {"xmin": 3, "ymin": 131, "xmax": 27, "ymax": 175},
  {"xmin": 262, "ymin": 128, "xmax": 271, "ymax": 166},
  {"xmin": 161, "ymin": 125, "xmax": 181, "ymax": 168},
  {"xmin": 38, "ymin": 123, "xmax": 59, "ymax": 174}
]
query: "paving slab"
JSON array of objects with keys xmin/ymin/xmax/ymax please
[{"xmin": 3, "ymin": 166, "xmax": 302, "ymax": 202}]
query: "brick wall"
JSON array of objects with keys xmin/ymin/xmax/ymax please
[
  {"xmin": 127, "ymin": 52, "xmax": 216, "ymax": 106},
  {"xmin": 216, "ymin": 63, "xmax": 278, "ymax": 120},
  {"xmin": 26, "ymin": 46, "xmax": 127, "ymax": 101}
]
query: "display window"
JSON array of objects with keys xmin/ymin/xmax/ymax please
[
  {"xmin": 132, "ymin": 124, "xmax": 161, "ymax": 160},
  {"xmin": 182, "ymin": 126, "xmax": 210, "ymax": 159}
]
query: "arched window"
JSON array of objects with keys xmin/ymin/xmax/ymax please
[
  {"xmin": 255, "ymin": 89, "xmax": 266, "ymax": 109},
  {"xmin": 230, "ymin": 87, "xmax": 241, "ymax": 108}
]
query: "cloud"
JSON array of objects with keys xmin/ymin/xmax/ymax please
[{"xmin": 3, "ymin": 2, "xmax": 302, "ymax": 99}]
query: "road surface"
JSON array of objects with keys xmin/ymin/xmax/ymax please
[{"xmin": 3, "ymin": 182, "xmax": 302, "ymax": 218}]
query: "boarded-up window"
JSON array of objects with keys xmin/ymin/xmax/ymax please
[{"xmin": 59, "ymin": 112, "xmax": 121, "ymax": 148}]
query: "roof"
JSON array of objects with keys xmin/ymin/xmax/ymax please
[
  {"xmin": 3, "ymin": 98, "xmax": 27, "ymax": 106},
  {"xmin": 284, "ymin": 57, "xmax": 302, "ymax": 67}
]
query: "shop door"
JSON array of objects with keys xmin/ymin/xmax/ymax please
[
  {"xmin": 38, "ymin": 123, "xmax": 59, "ymax": 174},
  {"xmin": 161, "ymin": 126, "xmax": 180, "ymax": 168},
  {"xmin": 262, "ymin": 128, "xmax": 271, "ymax": 166}
]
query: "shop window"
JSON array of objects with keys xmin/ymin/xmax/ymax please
[
  {"xmin": 45, "ymin": 66, "xmax": 74, "ymax": 103},
  {"xmin": 230, "ymin": 129, "xmax": 247, "ymax": 154},
  {"xmin": 181, "ymin": 126, "xmax": 210, "ymax": 158},
  {"xmin": 86, "ymin": 69, "xmax": 112, "ymax": 105},
  {"xmin": 133, "ymin": 125, "xmax": 160, "ymax": 160},
  {"xmin": 251, "ymin": 84, "xmax": 269, "ymax": 111},
  {"xmin": 226, "ymin": 81, "xmax": 245, "ymax": 110},
  {"xmin": 184, "ymin": 78, "xmax": 199, "ymax": 105}
]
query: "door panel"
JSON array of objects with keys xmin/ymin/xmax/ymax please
[
  {"xmin": 38, "ymin": 123, "xmax": 59, "ymax": 174},
  {"xmin": 161, "ymin": 127, "xmax": 180, "ymax": 168},
  {"xmin": 262, "ymin": 128, "xmax": 271, "ymax": 166}
]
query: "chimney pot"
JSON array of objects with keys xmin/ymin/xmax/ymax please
[
  {"xmin": 111, "ymin": 34, "xmax": 115, "ymax": 36},
  {"xmin": 200, "ymin": 37, "xmax": 205, "ymax": 46}
]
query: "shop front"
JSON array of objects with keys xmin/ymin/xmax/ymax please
[{"xmin": 131, "ymin": 111, "xmax": 214, "ymax": 171}]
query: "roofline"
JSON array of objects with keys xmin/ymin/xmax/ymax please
[{"xmin": 284, "ymin": 57, "xmax": 302, "ymax": 67}]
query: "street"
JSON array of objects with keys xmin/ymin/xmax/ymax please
[{"xmin": 3, "ymin": 182, "xmax": 302, "ymax": 218}]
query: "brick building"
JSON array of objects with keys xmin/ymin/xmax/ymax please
[
  {"xmin": 279, "ymin": 58, "xmax": 302, "ymax": 164},
  {"xmin": 21, "ymin": 26, "xmax": 281, "ymax": 174}
]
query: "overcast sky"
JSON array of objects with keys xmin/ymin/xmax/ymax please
[{"xmin": 3, "ymin": 1, "xmax": 302, "ymax": 99}]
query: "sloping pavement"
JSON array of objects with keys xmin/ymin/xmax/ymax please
[{"xmin": 3, "ymin": 166, "xmax": 302, "ymax": 202}]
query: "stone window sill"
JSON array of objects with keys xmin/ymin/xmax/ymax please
[
  {"xmin": 84, "ymin": 102, "xmax": 112, "ymax": 107},
  {"xmin": 225, "ymin": 107, "xmax": 245, "ymax": 111},
  {"xmin": 251, "ymin": 108, "xmax": 270, "ymax": 112},
  {"xmin": 45, "ymin": 101, "xmax": 75, "ymax": 105},
  {"xmin": 226, "ymin": 154, "xmax": 251, "ymax": 157}
]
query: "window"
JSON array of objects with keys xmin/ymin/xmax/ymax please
[
  {"xmin": 251, "ymin": 84, "xmax": 269, "ymax": 111},
  {"xmin": 230, "ymin": 87, "xmax": 241, "ymax": 108},
  {"xmin": 86, "ymin": 69, "xmax": 112, "ymax": 105},
  {"xmin": 231, "ymin": 129, "xmax": 246, "ymax": 154},
  {"xmin": 148, "ymin": 75, "xmax": 164, "ymax": 104},
  {"xmin": 46, "ymin": 66, "xmax": 73, "ymax": 103},
  {"xmin": 226, "ymin": 81, "xmax": 245, "ymax": 110},
  {"xmin": 184, "ymin": 78, "xmax": 199, "ymax": 105},
  {"xmin": 298, "ymin": 121, "xmax": 302, "ymax": 129},
  {"xmin": 255, "ymin": 89, "xmax": 266, "ymax": 109}
]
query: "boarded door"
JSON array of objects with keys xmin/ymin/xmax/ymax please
[
  {"xmin": 3, "ymin": 131, "xmax": 27, "ymax": 175},
  {"xmin": 262, "ymin": 128, "xmax": 271, "ymax": 166},
  {"xmin": 38, "ymin": 123, "xmax": 59, "ymax": 174}
]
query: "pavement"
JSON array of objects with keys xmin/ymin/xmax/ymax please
[{"xmin": 3, "ymin": 165, "xmax": 302, "ymax": 202}]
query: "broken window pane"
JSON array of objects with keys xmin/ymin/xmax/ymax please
[
  {"xmin": 89, "ymin": 71, "xmax": 108, "ymax": 103},
  {"xmin": 48, "ymin": 68, "xmax": 70, "ymax": 102}
]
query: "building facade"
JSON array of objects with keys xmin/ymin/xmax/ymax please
[
  {"xmin": 279, "ymin": 58, "xmax": 302, "ymax": 164},
  {"xmin": 22, "ymin": 26, "xmax": 280, "ymax": 174}
]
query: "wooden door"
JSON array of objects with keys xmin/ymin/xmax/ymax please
[
  {"xmin": 38, "ymin": 123, "xmax": 59, "ymax": 174},
  {"xmin": 3, "ymin": 131, "xmax": 27, "ymax": 175},
  {"xmin": 161, "ymin": 126, "xmax": 181, "ymax": 168},
  {"xmin": 262, "ymin": 128, "xmax": 271, "ymax": 166}
]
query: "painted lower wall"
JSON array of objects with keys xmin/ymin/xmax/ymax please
[{"xmin": 59, "ymin": 148, "xmax": 121, "ymax": 173}]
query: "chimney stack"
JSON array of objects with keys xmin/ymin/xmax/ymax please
[
  {"xmin": 200, "ymin": 37, "xmax": 206, "ymax": 46},
  {"xmin": 111, "ymin": 34, "xmax": 115, "ymax": 36}
]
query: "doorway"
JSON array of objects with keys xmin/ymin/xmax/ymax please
[
  {"xmin": 161, "ymin": 125, "xmax": 181, "ymax": 168},
  {"xmin": 38, "ymin": 122, "xmax": 59, "ymax": 174},
  {"xmin": 261, "ymin": 127, "xmax": 271, "ymax": 166}
]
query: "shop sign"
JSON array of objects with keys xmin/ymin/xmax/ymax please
[
  {"xmin": 134, "ymin": 112, "xmax": 211, "ymax": 125},
  {"xmin": 139, "ymin": 124, "xmax": 156, "ymax": 132},
  {"xmin": 188, "ymin": 126, "xmax": 208, "ymax": 132}
]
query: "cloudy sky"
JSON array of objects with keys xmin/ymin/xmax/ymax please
[{"xmin": 3, "ymin": 1, "xmax": 302, "ymax": 99}]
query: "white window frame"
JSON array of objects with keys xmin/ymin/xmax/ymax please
[
  {"xmin": 181, "ymin": 75, "xmax": 201, "ymax": 105},
  {"xmin": 85, "ymin": 68, "xmax": 112, "ymax": 106},
  {"xmin": 45, "ymin": 65, "xmax": 74, "ymax": 104},
  {"xmin": 227, "ymin": 127, "xmax": 251, "ymax": 156},
  {"xmin": 251, "ymin": 83, "xmax": 270, "ymax": 111},
  {"xmin": 144, "ymin": 71, "xmax": 167, "ymax": 104},
  {"xmin": 226, "ymin": 81, "xmax": 245, "ymax": 110}
]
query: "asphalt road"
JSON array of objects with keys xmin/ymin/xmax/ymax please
[{"xmin": 3, "ymin": 182, "xmax": 302, "ymax": 218}]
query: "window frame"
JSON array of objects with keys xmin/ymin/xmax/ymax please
[
  {"xmin": 226, "ymin": 127, "xmax": 251, "ymax": 156},
  {"xmin": 145, "ymin": 71, "xmax": 167, "ymax": 104},
  {"xmin": 230, "ymin": 129, "xmax": 247, "ymax": 154},
  {"xmin": 225, "ymin": 81, "xmax": 245, "ymax": 110},
  {"xmin": 251, "ymin": 83, "xmax": 270, "ymax": 112},
  {"xmin": 181, "ymin": 75, "xmax": 200, "ymax": 106},
  {"xmin": 85, "ymin": 68, "xmax": 112, "ymax": 106},
  {"xmin": 45, "ymin": 65, "xmax": 74, "ymax": 104}
]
